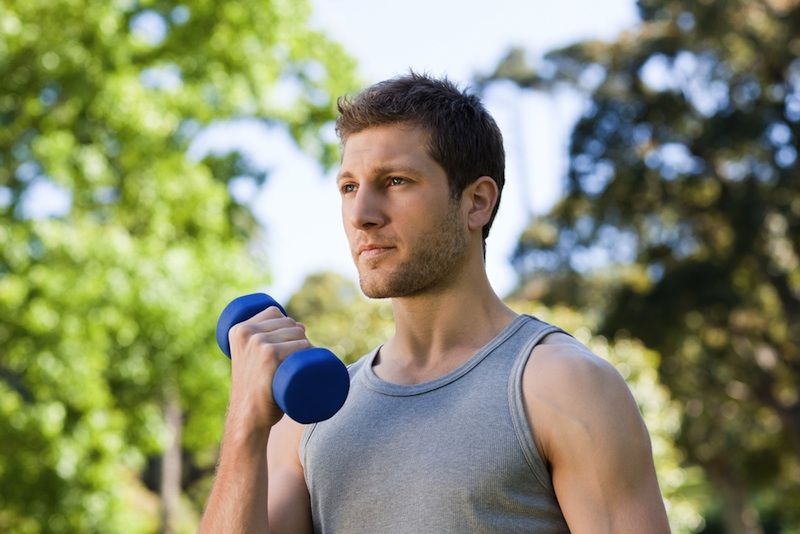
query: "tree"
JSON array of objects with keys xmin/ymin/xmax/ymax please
[
  {"xmin": 487, "ymin": 0, "xmax": 800, "ymax": 531},
  {"xmin": 0, "ymin": 0, "xmax": 357, "ymax": 531}
]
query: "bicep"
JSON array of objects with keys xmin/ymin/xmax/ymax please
[
  {"xmin": 524, "ymin": 344, "xmax": 670, "ymax": 534},
  {"xmin": 267, "ymin": 416, "xmax": 313, "ymax": 534}
]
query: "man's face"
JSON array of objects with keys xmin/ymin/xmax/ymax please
[{"xmin": 337, "ymin": 124, "xmax": 470, "ymax": 298}]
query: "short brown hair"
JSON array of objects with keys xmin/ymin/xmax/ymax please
[{"xmin": 335, "ymin": 72, "xmax": 506, "ymax": 245}]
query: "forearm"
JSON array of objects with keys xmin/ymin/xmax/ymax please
[
  {"xmin": 199, "ymin": 423, "xmax": 271, "ymax": 534},
  {"xmin": 201, "ymin": 304, "xmax": 313, "ymax": 532}
]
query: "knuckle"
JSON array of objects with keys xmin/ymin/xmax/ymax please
[
  {"xmin": 229, "ymin": 323, "xmax": 252, "ymax": 340},
  {"xmin": 264, "ymin": 306, "xmax": 285, "ymax": 319},
  {"xmin": 288, "ymin": 325, "xmax": 306, "ymax": 336},
  {"xmin": 253, "ymin": 336, "xmax": 279, "ymax": 356}
]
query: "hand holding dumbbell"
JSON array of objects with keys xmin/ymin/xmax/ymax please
[{"xmin": 216, "ymin": 293, "xmax": 350, "ymax": 424}]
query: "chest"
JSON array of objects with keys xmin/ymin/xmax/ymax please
[{"xmin": 302, "ymin": 371, "xmax": 547, "ymax": 531}]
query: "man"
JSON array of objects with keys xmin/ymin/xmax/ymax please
[{"xmin": 200, "ymin": 73, "xmax": 671, "ymax": 533}]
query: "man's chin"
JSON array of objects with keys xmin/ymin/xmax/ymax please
[
  {"xmin": 358, "ymin": 281, "xmax": 393, "ymax": 300},
  {"xmin": 358, "ymin": 274, "xmax": 402, "ymax": 300},
  {"xmin": 359, "ymin": 277, "xmax": 424, "ymax": 300}
]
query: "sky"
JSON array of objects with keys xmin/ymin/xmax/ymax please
[{"xmin": 193, "ymin": 0, "xmax": 641, "ymax": 303}]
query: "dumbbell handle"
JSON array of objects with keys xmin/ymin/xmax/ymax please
[{"xmin": 216, "ymin": 293, "xmax": 350, "ymax": 424}]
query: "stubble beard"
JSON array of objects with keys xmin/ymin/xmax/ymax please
[{"xmin": 357, "ymin": 201, "xmax": 470, "ymax": 299}]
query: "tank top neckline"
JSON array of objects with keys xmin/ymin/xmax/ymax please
[{"xmin": 359, "ymin": 314, "xmax": 532, "ymax": 397}]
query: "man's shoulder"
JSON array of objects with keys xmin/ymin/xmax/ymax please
[
  {"xmin": 526, "ymin": 330, "xmax": 622, "ymax": 391},
  {"xmin": 522, "ymin": 330, "xmax": 642, "ymax": 459},
  {"xmin": 519, "ymin": 328, "xmax": 669, "ymax": 531}
]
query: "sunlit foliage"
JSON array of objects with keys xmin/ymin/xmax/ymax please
[{"xmin": 0, "ymin": 0, "xmax": 357, "ymax": 531}]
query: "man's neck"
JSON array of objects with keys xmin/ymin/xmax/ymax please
[{"xmin": 375, "ymin": 267, "xmax": 518, "ymax": 385}]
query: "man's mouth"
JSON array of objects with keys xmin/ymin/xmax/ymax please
[{"xmin": 358, "ymin": 245, "xmax": 394, "ymax": 259}]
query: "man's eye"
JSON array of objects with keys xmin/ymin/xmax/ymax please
[
  {"xmin": 389, "ymin": 177, "xmax": 406, "ymax": 186},
  {"xmin": 340, "ymin": 183, "xmax": 357, "ymax": 194}
]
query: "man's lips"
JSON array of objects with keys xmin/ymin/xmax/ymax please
[{"xmin": 357, "ymin": 244, "xmax": 394, "ymax": 259}]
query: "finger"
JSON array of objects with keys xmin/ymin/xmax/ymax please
[
  {"xmin": 228, "ymin": 318, "xmax": 299, "ymax": 352},
  {"xmin": 251, "ymin": 326, "xmax": 308, "ymax": 346},
  {"xmin": 234, "ymin": 316, "xmax": 298, "ymax": 336},
  {"xmin": 241, "ymin": 305, "xmax": 286, "ymax": 324}
]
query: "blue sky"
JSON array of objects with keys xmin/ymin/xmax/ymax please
[{"xmin": 196, "ymin": 0, "xmax": 641, "ymax": 302}]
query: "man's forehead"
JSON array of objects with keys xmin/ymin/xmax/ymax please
[
  {"xmin": 337, "ymin": 125, "xmax": 433, "ymax": 177},
  {"xmin": 342, "ymin": 124, "xmax": 427, "ymax": 151},
  {"xmin": 341, "ymin": 124, "xmax": 430, "ymax": 155}
]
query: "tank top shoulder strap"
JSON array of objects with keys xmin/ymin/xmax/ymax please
[{"xmin": 507, "ymin": 315, "xmax": 571, "ymax": 495}]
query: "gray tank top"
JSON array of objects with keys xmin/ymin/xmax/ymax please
[{"xmin": 300, "ymin": 315, "xmax": 571, "ymax": 533}]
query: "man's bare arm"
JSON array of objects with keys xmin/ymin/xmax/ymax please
[
  {"xmin": 199, "ymin": 414, "xmax": 270, "ymax": 533},
  {"xmin": 267, "ymin": 417, "xmax": 312, "ymax": 533},
  {"xmin": 524, "ymin": 335, "xmax": 671, "ymax": 534},
  {"xmin": 199, "ymin": 307, "xmax": 313, "ymax": 533}
]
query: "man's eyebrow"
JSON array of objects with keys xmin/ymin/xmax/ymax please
[{"xmin": 337, "ymin": 165, "xmax": 421, "ymax": 182}]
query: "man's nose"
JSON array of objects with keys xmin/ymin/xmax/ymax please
[{"xmin": 347, "ymin": 186, "xmax": 386, "ymax": 230}]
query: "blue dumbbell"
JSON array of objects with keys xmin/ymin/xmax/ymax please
[{"xmin": 216, "ymin": 293, "xmax": 350, "ymax": 424}]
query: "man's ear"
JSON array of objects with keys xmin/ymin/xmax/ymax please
[{"xmin": 464, "ymin": 176, "xmax": 499, "ymax": 232}]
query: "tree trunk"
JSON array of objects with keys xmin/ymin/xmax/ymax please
[
  {"xmin": 707, "ymin": 466, "xmax": 763, "ymax": 534},
  {"xmin": 160, "ymin": 390, "xmax": 182, "ymax": 534},
  {"xmin": 777, "ymin": 402, "xmax": 800, "ymax": 461}
]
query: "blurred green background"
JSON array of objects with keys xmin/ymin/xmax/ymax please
[{"xmin": 1, "ymin": 0, "xmax": 798, "ymax": 532}]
